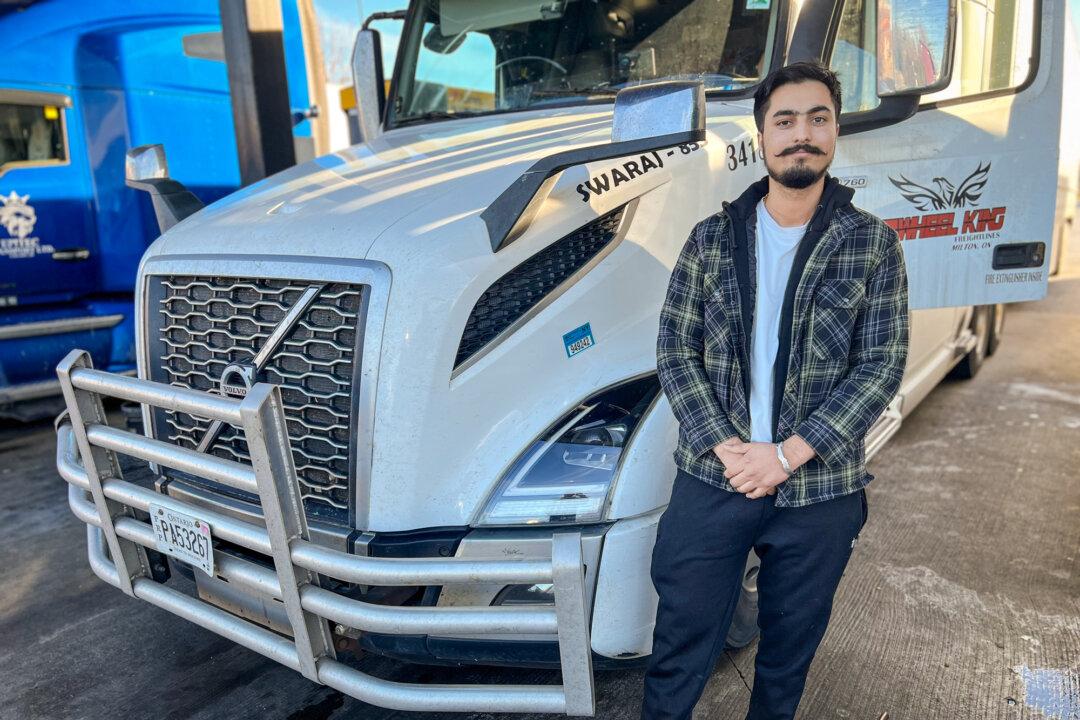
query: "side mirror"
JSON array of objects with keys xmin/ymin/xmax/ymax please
[
  {"xmin": 125, "ymin": 144, "xmax": 169, "ymax": 183},
  {"xmin": 877, "ymin": 0, "xmax": 956, "ymax": 97},
  {"xmin": 611, "ymin": 80, "xmax": 705, "ymax": 142},
  {"xmin": 482, "ymin": 81, "xmax": 706, "ymax": 252},
  {"xmin": 125, "ymin": 144, "xmax": 204, "ymax": 235},
  {"xmin": 351, "ymin": 29, "xmax": 386, "ymax": 143}
]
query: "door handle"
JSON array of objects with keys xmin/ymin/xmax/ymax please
[{"xmin": 51, "ymin": 247, "xmax": 91, "ymax": 261}]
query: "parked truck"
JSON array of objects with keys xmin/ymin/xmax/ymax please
[
  {"xmin": 55, "ymin": 0, "xmax": 1073, "ymax": 715},
  {"xmin": 0, "ymin": 0, "xmax": 243, "ymax": 419},
  {"xmin": 0, "ymin": 0, "xmax": 343, "ymax": 420}
]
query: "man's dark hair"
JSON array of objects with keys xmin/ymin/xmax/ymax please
[{"xmin": 753, "ymin": 61, "xmax": 843, "ymax": 131}]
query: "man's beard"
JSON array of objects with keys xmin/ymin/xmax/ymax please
[{"xmin": 765, "ymin": 145, "xmax": 831, "ymax": 189}]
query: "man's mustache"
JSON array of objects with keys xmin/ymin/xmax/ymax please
[{"xmin": 778, "ymin": 144, "xmax": 826, "ymax": 157}]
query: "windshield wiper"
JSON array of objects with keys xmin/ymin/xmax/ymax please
[
  {"xmin": 395, "ymin": 110, "xmax": 487, "ymax": 127},
  {"xmin": 529, "ymin": 87, "xmax": 619, "ymax": 98}
]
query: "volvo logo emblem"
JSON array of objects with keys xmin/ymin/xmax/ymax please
[
  {"xmin": 195, "ymin": 283, "xmax": 326, "ymax": 453},
  {"xmin": 219, "ymin": 363, "xmax": 256, "ymax": 398}
]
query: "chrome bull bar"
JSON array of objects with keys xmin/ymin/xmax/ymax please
[{"xmin": 55, "ymin": 349, "xmax": 595, "ymax": 716}]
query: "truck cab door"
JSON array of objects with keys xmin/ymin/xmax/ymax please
[
  {"xmin": 0, "ymin": 90, "xmax": 98, "ymax": 304},
  {"xmin": 819, "ymin": 0, "xmax": 1064, "ymax": 310}
]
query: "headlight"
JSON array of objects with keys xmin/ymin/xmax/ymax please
[{"xmin": 476, "ymin": 375, "xmax": 660, "ymax": 526}]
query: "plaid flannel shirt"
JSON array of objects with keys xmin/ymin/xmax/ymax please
[{"xmin": 656, "ymin": 176, "xmax": 910, "ymax": 506}]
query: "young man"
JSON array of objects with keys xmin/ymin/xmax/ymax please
[{"xmin": 642, "ymin": 62, "xmax": 910, "ymax": 719}]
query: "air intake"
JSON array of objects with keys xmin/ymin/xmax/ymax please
[{"xmin": 455, "ymin": 204, "xmax": 628, "ymax": 371}]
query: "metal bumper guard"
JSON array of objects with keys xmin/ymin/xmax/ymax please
[{"xmin": 54, "ymin": 349, "xmax": 596, "ymax": 716}]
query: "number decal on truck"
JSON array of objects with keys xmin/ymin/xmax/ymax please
[
  {"xmin": 563, "ymin": 323, "xmax": 596, "ymax": 358},
  {"xmin": 726, "ymin": 139, "xmax": 762, "ymax": 171}
]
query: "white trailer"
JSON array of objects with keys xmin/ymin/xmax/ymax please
[{"xmin": 56, "ymin": 0, "xmax": 1072, "ymax": 714}]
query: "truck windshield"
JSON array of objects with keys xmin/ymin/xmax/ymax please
[{"xmin": 391, "ymin": 0, "xmax": 781, "ymax": 126}]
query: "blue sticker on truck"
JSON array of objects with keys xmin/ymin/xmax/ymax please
[{"xmin": 563, "ymin": 323, "xmax": 595, "ymax": 358}]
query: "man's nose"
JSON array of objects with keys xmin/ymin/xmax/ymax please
[{"xmin": 792, "ymin": 117, "xmax": 813, "ymax": 144}]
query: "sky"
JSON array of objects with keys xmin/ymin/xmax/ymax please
[
  {"xmin": 313, "ymin": 0, "xmax": 495, "ymax": 91},
  {"xmin": 312, "ymin": 0, "xmax": 403, "ymax": 85}
]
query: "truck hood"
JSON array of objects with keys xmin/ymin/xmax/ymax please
[
  {"xmin": 145, "ymin": 101, "xmax": 758, "ymax": 532},
  {"xmin": 149, "ymin": 106, "xmax": 617, "ymax": 261}
]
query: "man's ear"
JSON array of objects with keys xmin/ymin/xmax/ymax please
[{"xmin": 757, "ymin": 130, "xmax": 764, "ymax": 152}]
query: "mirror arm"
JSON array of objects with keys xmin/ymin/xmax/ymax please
[
  {"xmin": 126, "ymin": 177, "xmax": 205, "ymax": 235},
  {"xmin": 482, "ymin": 129, "xmax": 706, "ymax": 253},
  {"xmin": 362, "ymin": 9, "xmax": 406, "ymax": 30},
  {"xmin": 838, "ymin": 94, "xmax": 919, "ymax": 136}
]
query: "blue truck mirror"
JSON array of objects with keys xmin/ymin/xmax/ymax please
[{"xmin": 125, "ymin": 144, "xmax": 170, "ymax": 183}]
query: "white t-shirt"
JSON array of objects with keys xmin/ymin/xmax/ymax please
[{"xmin": 749, "ymin": 198, "xmax": 809, "ymax": 443}]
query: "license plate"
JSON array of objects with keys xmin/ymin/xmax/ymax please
[{"xmin": 149, "ymin": 504, "xmax": 214, "ymax": 576}]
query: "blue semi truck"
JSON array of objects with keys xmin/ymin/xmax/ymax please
[
  {"xmin": 0, "ymin": 0, "xmax": 334, "ymax": 419},
  {"xmin": 0, "ymin": 0, "xmax": 241, "ymax": 419}
]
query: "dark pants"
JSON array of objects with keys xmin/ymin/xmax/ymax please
[{"xmin": 640, "ymin": 469, "xmax": 867, "ymax": 720}]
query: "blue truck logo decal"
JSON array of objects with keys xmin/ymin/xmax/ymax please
[
  {"xmin": 0, "ymin": 192, "xmax": 51, "ymax": 260},
  {"xmin": 563, "ymin": 323, "xmax": 595, "ymax": 358}
]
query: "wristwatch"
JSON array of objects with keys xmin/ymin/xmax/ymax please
[{"xmin": 775, "ymin": 442, "xmax": 793, "ymax": 476}]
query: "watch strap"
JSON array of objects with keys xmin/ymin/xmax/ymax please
[{"xmin": 775, "ymin": 442, "xmax": 793, "ymax": 475}]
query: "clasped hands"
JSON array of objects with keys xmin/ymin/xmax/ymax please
[{"xmin": 713, "ymin": 436, "xmax": 790, "ymax": 500}]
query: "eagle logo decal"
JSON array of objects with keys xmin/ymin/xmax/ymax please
[{"xmin": 889, "ymin": 162, "xmax": 991, "ymax": 211}]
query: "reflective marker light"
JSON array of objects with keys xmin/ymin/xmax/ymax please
[{"xmin": 476, "ymin": 375, "xmax": 660, "ymax": 526}]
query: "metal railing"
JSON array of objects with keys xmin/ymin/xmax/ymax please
[{"xmin": 55, "ymin": 349, "xmax": 595, "ymax": 716}]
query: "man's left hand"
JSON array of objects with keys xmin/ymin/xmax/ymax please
[{"xmin": 724, "ymin": 442, "xmax": 789, "ymax": 499}]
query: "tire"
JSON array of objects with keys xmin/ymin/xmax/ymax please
[
  {"xmin": 724, "ymin": 552, "xmax": 761, "ymax": 650},
  {"xmin": 986, "ymin": 303, "xmax": 1006, "ymax": 357},
  {"xmin": 951, "ymin": 305, "xmax": 992, "ymax": 380}
]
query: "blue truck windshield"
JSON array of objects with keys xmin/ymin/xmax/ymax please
[{"xmin": 392, "ymin": 0, "xmax": 780, "ymax": 125}]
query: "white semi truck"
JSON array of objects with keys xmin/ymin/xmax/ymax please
[{"xmin": 55, "ymin": 0, "xmax": 1074, "ymax": 715}]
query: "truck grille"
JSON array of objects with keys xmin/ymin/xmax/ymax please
[{"xmin": 147, "ymin": 276, "xmax": 364, "ymax": 523}]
